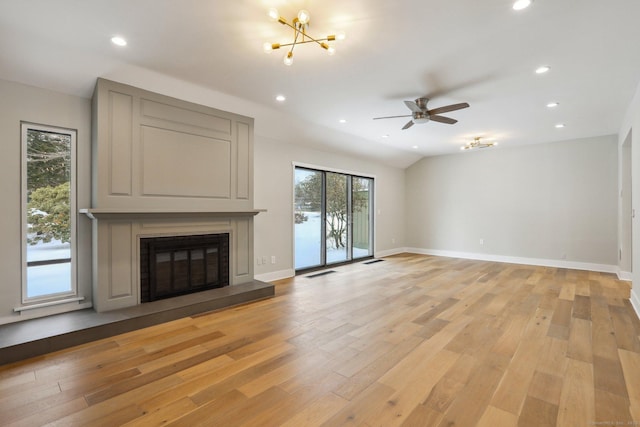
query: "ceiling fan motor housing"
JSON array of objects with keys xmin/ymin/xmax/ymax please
[
  {"xmin": 415, "ymin": 97, "xmax": 429, "ymax": 110},
  {"xmin": 413, "ymin": 111, "xmax": 430, "ymax": 124}
]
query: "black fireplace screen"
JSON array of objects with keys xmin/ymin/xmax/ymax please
[{"xmin": 140, "ymin": 233, "xmax": 229, "ymax": 302}]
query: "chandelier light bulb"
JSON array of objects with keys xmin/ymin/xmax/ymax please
[
  {"xmin": 268, "ymin": 8, "xmax": 279, "ymax": 21},
  {"xmin": 336, "ymin": 31, "xmax": 346, "ymax": 41},
  {"xmin": 327, "ymin": 46, "xmax": 336, "ymax": 55},
  {"xmin": 263, "ymin": 42, "xmax": 273, "ymax": 53},
  {"xmin": 284, "ymin": 51, "xmax": 294, "ymax": 66},
  {"xmin": 297, "ymin": 9, "xmax": 310, "ymax": 24}
]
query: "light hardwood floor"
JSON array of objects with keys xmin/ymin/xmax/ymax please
[{"xmin": 1, "ymin": 254, "xmax": 639, "ymax": 426}]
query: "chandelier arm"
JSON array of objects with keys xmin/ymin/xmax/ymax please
[
  {"xmin": 278, "ymin": 19, "xmax": 332, "ymax": 48},
  {"xmin": 288, "ymin": 22, "xmax": 302, "ymax": 55},
  {"xmin": 275, "ymin": 39, "xmax": 330, "ymax": 48}
]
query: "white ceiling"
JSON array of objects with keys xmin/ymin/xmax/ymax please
[{"xmin": 1, "ymin": 0, "xmax": 640, "ymax": 168}]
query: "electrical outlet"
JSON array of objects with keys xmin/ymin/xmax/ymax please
[
  {"xmin": 271, "ymin": 256, "xmax": 276, "ymax": 264},
  {"xmin": 391, "ymin": 238, "xmax": 396, "ymax": 244},
  {"xmin": 256, "ymin": 257, "xmax": 261, "ymax": 265},
  {"xmin": 262, "ymin": 256, "xmax": 267, "ymax": 265},
  {"xmin": 479, "ymin": 238, "xmax": 484, "ymax": 246}
]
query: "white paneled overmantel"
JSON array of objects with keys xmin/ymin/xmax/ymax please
[
  {"xmin": 92, "ymin": 78, "xmax": 254, "ymax": 211},
  {"xmin": 88, "ymin": 79, "xmax": 260, "ymax": 312}
]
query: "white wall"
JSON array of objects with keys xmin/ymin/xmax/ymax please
[
  {"xmin": 0, "ymin": 79, "xmax": 92, "ymax": 324},
  {"xmin": 620, "ymin": 81, "xmax": 640, "ymax": 316},
  {"xmin": 405, "ymin": 136, "xmax": 618, "ymax": 270},
  {"xmin": 253, "ymin": 136, "xmax": 406, "ymax": 281}
]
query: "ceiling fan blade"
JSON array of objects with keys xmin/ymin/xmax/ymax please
[
  {"xmin": 427, "ymin": 102, "xmax": 470, "ymax": 115},
  {"xmin": 404, "ymin": 100, "xmax": 423, "ymax": 113},
  {"xmin": 429, "ymin": 115, "xmax": 457, "ymax": 125},
  {"xmin": 373, "ymin": 114, "xmax": 412, "ymax": 120},
  {"xmin": 402, "ymin": 120, "xmax": 415, "ymax": 130}
]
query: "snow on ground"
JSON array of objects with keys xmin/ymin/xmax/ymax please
[
  {"xmin": 295, "ymin": 212, "xmax": 370, "ymax": 270},
  {"xmin": 26, "ymin": 239, "xmax": 71, "ymax": 298}
]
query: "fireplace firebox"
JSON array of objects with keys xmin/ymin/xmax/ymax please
[{"xmin": 140, "ymin": 233, "xmax": 229, "ymax": 302}]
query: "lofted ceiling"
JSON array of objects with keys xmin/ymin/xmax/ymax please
[{"xmin": 1, "ymin": 0, "xmax": 640, "ymax": 168}]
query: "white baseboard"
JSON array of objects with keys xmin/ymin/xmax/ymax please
[
  {"xmin": 374, "ymin": 247, "xmax": 407, "ymax": 258},
  {"xmin": 255, "ymin": 268, "xmax": 295, "ymax": 283},
  {"xmin": 617, "ymin": 270, "xmax": 633, "ymax": 281},
  {"xmin": 405, "ymin": 247, "xmax": 619, "ymax": 274}
]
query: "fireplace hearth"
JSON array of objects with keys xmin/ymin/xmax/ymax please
[{"xmin": 140, "ymin": 233, "xmax": 229, "ymax": 302}]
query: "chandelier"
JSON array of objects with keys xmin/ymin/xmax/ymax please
[
  {"xmin": 263, "ymin": 8, "xmax": 345, "ymax": 66},
  {"xmin": 461, "ymin": 137, "xmax": 498, "ymax": 151}
]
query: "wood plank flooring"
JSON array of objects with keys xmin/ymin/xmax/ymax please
[{"xmin": 0, "ymin": 254, "xmax": 638, "ymax": 426}]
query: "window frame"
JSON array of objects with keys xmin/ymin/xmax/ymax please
[
  {"xmin": 293, "ymin": 164, "xmax": 375, "ymax": 273},
  {"xmin": 21, "ymin": 122, "xmax": 78, "ymax": 304}
]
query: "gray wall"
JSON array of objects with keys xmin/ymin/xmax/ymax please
[
  {"xmin": 405, "ymin": 136, "xmax": 619, "ymax": 266},
  {"xmin": 0, "ymin": 79, "xmax": 92, "ymax": 323}
]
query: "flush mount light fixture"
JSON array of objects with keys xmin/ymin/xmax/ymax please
[
  {"xmin": 535, "ymin": 65, "xmax": 551, "ymax": 74},
  {"xmin": 339, "ymin": 119, "xmax": 347, "ymax": 123},
  {"xmin": 275, "ymin": 94, "xmax": 286, "ymax": 102},
  {"xmin": 547, "ymin": 102, "xmax": 559, "ymax": 108},
  {"xmin": 111, "ymin": 36, "xmax": 127, "ymax": 46},
  {"xmin": 461, "ymin": 137, "xmax": 498, "ymax": 151},
  {"xmin": 555, "ymin": 123, "xmax": 565, "ymax": 128},
  {"xmin": 513, "ymin": 0, "xmax": 532, "ymax": 11},
  {"xmin": 263, "ymin": 8, "xmax": 345, "ymax": 66}
]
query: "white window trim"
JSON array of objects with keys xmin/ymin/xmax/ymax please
[{"xmin": 21, "ymin": 122, "xmax": 78, "ymax": 304}]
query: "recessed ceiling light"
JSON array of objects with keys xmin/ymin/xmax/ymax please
[
  {"xmin": 381, "ymin": 134, "xmax": 389, "ymax": 138},
  {"xmin": 339, "ymin": 119, "xmax": 347, "ymax": 123},
  {"xmin": 412, "ymin": 145, "xmax": 419, "ymax": 149},
  {"xmin": 513, "ymin": 0, "xmax": 532, "ymax": 11},
  {"xmin": 275, "ymin": 95, "xmax": 286, "ymax": 102},
  {"xmin": 111, "ymin": 36, "xmax": 127, "ymax": 46},
  {"xmin": 555, "ymin": 123, "xmax": 565, "ymax": 128},
  {"xmin": 547, "ymin": 102, "xmax": 559, "ymax": 108},
  {"xmin": 536, "ymin": 65, "xmax": 550, "ymax": 74}
]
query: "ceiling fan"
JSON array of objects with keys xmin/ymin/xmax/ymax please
[{"xmin": 373, "ymin": 97, "xmax": 470, "ymax": 130}]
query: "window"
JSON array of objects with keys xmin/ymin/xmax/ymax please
[
  {"xmin": 294, "ymin": 166, "xmax": 374, "ymax": 271},
  {"xmin": 21, "ymin": 123, "xmax": 77, "ymax": 302}
]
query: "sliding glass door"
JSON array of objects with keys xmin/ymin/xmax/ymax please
[
  {"xmin": 294, "ymin": 168, "xmax": 323, "ymax": 269},
  {"xmin": 325, "ymin": 172, "xmax": 348, "ymax": 264},
  {"xmin": 352, "ymin": 176, "xmax": 373, "ymax": 259},
  {"xmin": 294, "ymin": 166, "xmax": 374, "ymax": 271}
]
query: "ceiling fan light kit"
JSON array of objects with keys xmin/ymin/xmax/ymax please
[
  {"xmin": 264, "ymin": 8, "xmax": 343, "ymax": 65},
  {"xmin": 461, "ymin": 137, "xmax": 497, "ymax": 151},
  {"xmin": 373, "ymin": 97, "xmax": 470, "ymax": 130}
]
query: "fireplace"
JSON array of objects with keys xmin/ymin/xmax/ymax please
[
  {"xmin": 140, "ymin": 233, "xmax": 229, "ymax": 302},
  {"xmin": 85, "ymin": 79, "xmax": 262, "ymax": 312}
]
